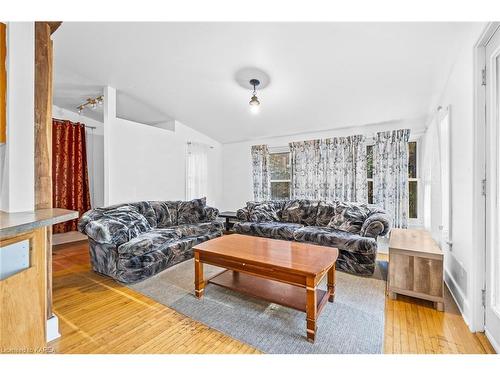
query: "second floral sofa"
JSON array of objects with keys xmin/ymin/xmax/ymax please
[
  {"xmin": 234, "ymin": 199, "xmax": 391, "ymax": 276},
  {"xmin": 78, "ymin": 197, "xmax": 223, "ymax": 283}
]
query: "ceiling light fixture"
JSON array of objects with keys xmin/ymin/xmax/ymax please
[
  {"xmin": 249, "ymin": 79, "xmax": 260, "ymax": 114},
  {"xmin": 77, "ymin": 95, "xmax": 104, "ymax": 114}
]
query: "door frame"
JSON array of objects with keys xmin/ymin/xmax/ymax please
[{"xmin": 472, "ymin": 22, "xmax": 500, "ymax": 338}]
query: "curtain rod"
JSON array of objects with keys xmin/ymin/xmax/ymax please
[
  {"xmin": 187, "ymin": 141, "xmax": 214, "ymax": 149},
  {"xmin": 53, "ymin": 118, "xmax": 97, "ymax": 130}
]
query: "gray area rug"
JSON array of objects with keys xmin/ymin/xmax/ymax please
[{"xmin": 129, "ymin": 259, "xmax": 387, "ymax": 354}]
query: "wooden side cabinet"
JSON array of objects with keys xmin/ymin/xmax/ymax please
[{"xmin": 388, "ymin": 228, "xmax": 444, "ymax": 311}]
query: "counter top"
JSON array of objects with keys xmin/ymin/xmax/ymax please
[{"xmin": 0, "ymin": 208, "xmax": 79, "ymax": 238}]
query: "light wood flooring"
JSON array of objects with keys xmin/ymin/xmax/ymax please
[{"xmin": 48, "ymin": 241, "xmax": 495, "ymax": 354}]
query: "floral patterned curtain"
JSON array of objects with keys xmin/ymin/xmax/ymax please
[
  {"xmin": 52, "ymin": 119, "xmax": 92, "ymax": 233},
  {"xmin": 290, "ymin": 135, "xmax": 367, "ymax": 201},
  {"xmin": 290, "ymin": 140, "xmax": 322, "ymax": 199},
  {"xmin": 251, "ymin": 144, "xmax": 270, "ymax": 201},
  {"xmin": 373, "ymin": 129, "xmax": 411, "ymax": 228}
]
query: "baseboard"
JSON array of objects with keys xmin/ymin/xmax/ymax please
[
  {"xmin": 52, "ymin": 231, "xmax": 87, "ymax": 245},
  {"xmin": 46, "ymin": 314, "xmax": 61, "ymax": 342},
  {"xmin": 444, "ymin": 269, "xmax": 471, "ymax": 329},
  {"xmin": 485, "ymin": 329, "xmax": 499, "ymax": 353}
]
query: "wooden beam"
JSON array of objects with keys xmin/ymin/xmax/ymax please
[
  {"xmin": 47, "ymin": 22, "xmax": 62, "ymax": 35},
  {"xmin": 34, "ymin": 21, "xmax": 55, "ymax": 321}
]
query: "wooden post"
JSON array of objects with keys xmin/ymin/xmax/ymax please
[{"xmin": 34, "ymin": 21, "xmax": 61, "ymax": 321}]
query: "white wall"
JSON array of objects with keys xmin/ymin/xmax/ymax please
[
  {"xmin": 423, "ymin": 23, "xmax": 487, "ymax": 329},
  {"xmin": 52, "ymin": 105, "xmax": 105, "ymax": 208},
  {"xmin": 221, "ymin": 118, "xmax": 426, "ymax": 211},
  {"xmin": 103, "ymin": 88, "xmax": 223, "ymax": 208},
  {"xmin": 0, "ymin": 22, "xmax": 35, "ymax": 212}
]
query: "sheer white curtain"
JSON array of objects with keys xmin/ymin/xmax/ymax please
[{"xmin": 186, "ymin": 142, "xmax": 209, "ymax": 200}]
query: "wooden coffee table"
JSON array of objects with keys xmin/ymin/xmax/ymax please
[{"xmin": 193, "ymin": 234, "xmax": 339, "ymax": 342}]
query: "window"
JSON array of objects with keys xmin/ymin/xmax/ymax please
[
  {"xmin": 366, "ymin": 141, "xmax": 418, "ymax": 219},
  {"xmin": 408, "ymin": 141, "xmax": 418, "ymax": 219},
  {"xmin": 269, "ymin": 151, "xmax": 291, "ymax": 200},
  {"xmin": 367, "ymin": 145, "xmax": 374, "ymax": 204}
]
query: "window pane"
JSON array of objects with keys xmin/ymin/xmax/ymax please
[
  {"xmin": 270, "ymin": 153, "xmax": 290, "ymax": 180},
  {"xmin": 367, "ymin": 145, "xmax": 373, "ymax": 179},
  {"xmin": 409, "ymin": 180, "xmax": 417, "ymax": 218},
  {"xmin": 271, "ymin": 182, "xmax": 290, "ymax": 200},
  {"xmin": 408, "ymin": 141, "xmax": 417, "ymax": 179},
  {"xmin": 368, "ymin": 180, "xmax": 373, "ymax": 204}
]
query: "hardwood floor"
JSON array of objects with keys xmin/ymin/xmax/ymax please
[
  {"xmin": 49, "ymin": 241, "xmax": 495, "ymax": 354},
  {"xmin": 49, "ymin": 241, "xmax": 259, "ymax": 354}
]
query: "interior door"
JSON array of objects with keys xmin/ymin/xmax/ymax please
[{"xmin": 485, "ymin": 25, "xmax": 500, "ymax": 351}]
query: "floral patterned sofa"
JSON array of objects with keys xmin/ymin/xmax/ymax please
[
  {"xmin": 234, "ymin": 200, "xmax": 391, "ymax": 276},
  {"xmin": 78, "ymin": 198, "xmax": 223, "ymax": 283}
]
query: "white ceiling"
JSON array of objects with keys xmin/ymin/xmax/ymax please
[{"xmin": 53, "ymin": 22, "xmax": 478, "ymax": 143}]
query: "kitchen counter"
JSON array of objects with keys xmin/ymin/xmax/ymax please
[{"xmin": 0, "ymin": 208, "xmax": 79, "ymax": 238}]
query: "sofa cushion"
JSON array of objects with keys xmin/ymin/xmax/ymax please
[
  {"xmin": 316, "ymin": 201, "xmax": 337, "ymax": 226},
  {"xmin": 246, "ymin": 200, "xmax": 286, "ymax": 218},
  {"xmin": 118, "ymin": 228, "xmax": 182, "ymax": 257},
  {"xmin": 117, "ymin": 232, "xmax": 222, "ymax": 283},
  {"xmin": 293, "ymin": 226, "xmax": 377, "ymax": 255},
  {"xmin": 178, "ymin": 197, "xmax": 207, "ymax": 224},
  {"xmin": 248, "ymin": 203, "xmax": 280, "ymax": 222},
  {"xmin": 93, "ymin": 206, "xmax": 151, "ymax": 244},
  {"xmin": 149, "ymin": 201, "xmax": 173, "ymax": 228},
  {"xmin": 172, "ymin": 221, "xmax": 223, "ymax": 238},
  {"xmin": 129, "ymin": 201, "xmax": 157, "ymax": 228},
  {"xmin": 328, "ymin": 201, "xmax": 371, "ymax": 234},
  {"xmin": 281, "ymin": 199, "xmax": 319, "ymax": 226},
  {"xmin": 233, "ymin": 221, "xmax": 303, "ymax": 241}
]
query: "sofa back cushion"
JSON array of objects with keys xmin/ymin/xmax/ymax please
[
  {"xmin": 316, "ymin": 201, "xmax": 337, "ymax": 226},
  {"xmin": 328, "ymin": 201, "xmax": 370, "ymax": 234},
  {"xmin": 248, "ymin": 202, "xmax": 281, "ymax": 222},
  {"xmin": 178, "ymin": 197, "xmax": 207, "ymax": 224},
  {"xmin": 149, "ymin": 201, "xmax": 174, "ymax": 228},
  {"xmin": 281, "ymin": 199, "xmax": 319, "ymax": 226},
  {"xmin": 246, "ymin": 200, "xmax": 285, "ymax": 218},
  {"xmin": 129, "ymin": 201, "xmax": 157, "ymax": 227}
]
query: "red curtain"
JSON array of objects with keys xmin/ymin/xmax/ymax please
[{"xmin": 52, "ymin": 119, "xmax": 91, "ymax": 233}]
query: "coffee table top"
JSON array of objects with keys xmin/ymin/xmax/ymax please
[{"xmin": 193, "ymin": 234, "xmax": 338, "ymax": 276}]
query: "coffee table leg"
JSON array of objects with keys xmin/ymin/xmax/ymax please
[
  {"xmin": 327, "ymin": 264, "xmax": 336, "ymax": 302},
  {"xmin": 306, "ymin": 277, "xmax": 317, "ymax": 343},
  {"xmin": 194, "ymin": 251, "xmax": 205, "ymax": 299}
]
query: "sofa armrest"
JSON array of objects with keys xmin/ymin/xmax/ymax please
[
  {"xmin": 236, "ymin": 208, "xmax": 250, "ymax": 221},
  {"xmin": 204, "ymin": 206, "xmax": 219, "ymax": 221},
  {"xmin": 79, "ymin": 216, "xmax": 131, "ymax": 245},
  {"xmin": 360, "ymin": 212, "xmax": 391, "ymax": 238}
]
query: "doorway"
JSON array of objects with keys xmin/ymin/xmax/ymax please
[{"xmin": 484, "ymin": 23, "xmax": 500, "ymax": 351}]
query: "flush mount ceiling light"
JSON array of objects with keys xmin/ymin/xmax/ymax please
[{"xmin": 249, "ymin": 79, "xmax": 261, "ymax": 114}]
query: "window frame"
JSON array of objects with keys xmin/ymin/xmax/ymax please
[
  {"xmin": 407, "ymin": 140, "xmax": 420, "ymax": 224},
  {"xmin": 268, "ymin": 146, "xmax": 291, "ymax": 200}
]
